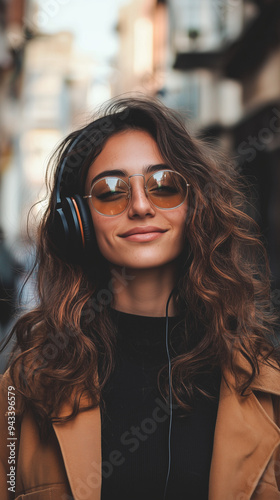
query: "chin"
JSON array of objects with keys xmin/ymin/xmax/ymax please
[{"xmin": 108, "ymin": 255, "xmax": 180, "ymax": 270}]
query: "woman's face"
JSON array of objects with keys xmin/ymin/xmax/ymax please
[{"xmin": 85, "ymin": 129, "xmax": 188, "ymax": 270}]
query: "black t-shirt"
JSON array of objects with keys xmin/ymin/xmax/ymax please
[{"xmin": 100, "ymin": 308, "xmax": 221, "ymax": 500}]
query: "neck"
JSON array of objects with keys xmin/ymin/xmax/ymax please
[{"xmin": 109, "ymin": 262, "xmax": 179, "ymax": 317}]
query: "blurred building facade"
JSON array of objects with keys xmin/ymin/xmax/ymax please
[
  {"xmin": 112, "ymin": 0, "xmax": 167, "ymax": 96},
  {"xmin": 0, "ymin": 0, "xmax": 32, "ymax": 241},
  {"xmin": 164, "ymin": 0, "xmax": 280, "ymax": 289}
]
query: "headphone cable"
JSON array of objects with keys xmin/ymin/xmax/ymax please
[{"xmin": 163, "ymin": 287, "xmax": 175, "ymax": 500}]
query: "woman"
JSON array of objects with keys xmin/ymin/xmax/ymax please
[{"xmin": 1, "ymin": 96, "xmax": 280, "ymax": 500}]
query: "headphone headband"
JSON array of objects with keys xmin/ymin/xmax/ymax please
[{"xmin": 55, "ymin": 130, "xmax": 86, "ymax": 205}]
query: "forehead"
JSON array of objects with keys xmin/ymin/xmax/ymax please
[{"xmin": 85, "ymin": 129, "xmax": 164, "ymax": 186}]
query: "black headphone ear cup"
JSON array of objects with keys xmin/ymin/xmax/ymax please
[
  {"xmin": 50, "ymin": 195, "xmax": 96, "ymax": 262},
  {"xmin": 50, "ymin": 197, "xmax": 81, "ymax": 261},
  {"xmin": 72, "ymin": 195, "xmax": 95, "ymax": 252},
  {"xmin": 50, "ymin": 196, "xmax": 92, "ymax": 262}
]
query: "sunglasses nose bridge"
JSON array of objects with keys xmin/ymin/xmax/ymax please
[
  {"xmin": 128, "ymin": 173, "xmax": 146, "ymax": 184},
  {"xmin": 127, "ymin": 173, "xmax": 148, "ymax": 199}
]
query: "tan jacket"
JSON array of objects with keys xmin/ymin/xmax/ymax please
[{"xmin": 1, "ymin": 358, "xmax": 280, "ymax": 500}]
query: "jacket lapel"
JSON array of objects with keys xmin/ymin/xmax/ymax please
[
  {"xmin": 53, "ymin": 402, "xmax": 102, "ymax": 500},
  {"xmin": 209, "ymin": 361, "xmax": 280, "ymax": 500}
]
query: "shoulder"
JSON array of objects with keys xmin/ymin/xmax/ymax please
[{"xmin": 222, "ymin": 350, "xmax": 280, "ymax": 396}]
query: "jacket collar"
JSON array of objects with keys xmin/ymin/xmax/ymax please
[
  {"xmin": 53, "ymin": 358, "xmax": 280, "ymax": 500},
  {"xmin": 239, "ymin": 354, "xmax": 280, "ymax": 396}
]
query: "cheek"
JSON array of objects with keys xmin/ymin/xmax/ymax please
[
  {"xmin": 89, "ymin": 210, "xmax": 104, "ymax": 242},
  {"xmin": 170, "ymin": 209, "xmax": 188, "ymax": 247},
  {"xmin": 90, "ymin": 210, "xmax": 115, "ymax": 248},
  {"xmin": 170, "ymin": 207, "xmax": 187, "ymax": 232},
  {"xmin": 179, "ymin": 203, "xmax": 188, "ymax": 228}
]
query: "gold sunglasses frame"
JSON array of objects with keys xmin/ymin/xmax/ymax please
[{"xmin": 83, "ymin": 169, "xmax": 190, "ymax": 217}]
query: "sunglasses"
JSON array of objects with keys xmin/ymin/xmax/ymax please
[{"xmin": 83, "ymin": 170, "xmax": 190, "ymax": 217}]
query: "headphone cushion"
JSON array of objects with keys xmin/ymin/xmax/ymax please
[
  {"xmin": 72, "ymin": 195, "xmax": 95, "ymax": 250},
  {"xmin": 50, "ymin": 195, "xmax": 95, "ymax": 262},
  {"xmin": 50, "ymin": 197, "xmax": 79, "ymax": 260}
]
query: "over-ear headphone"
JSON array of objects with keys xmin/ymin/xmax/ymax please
[{"xmin": 49, "ymin": 131, "xmax": 96, "ymax": 263}]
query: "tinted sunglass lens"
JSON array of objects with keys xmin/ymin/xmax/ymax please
[
  {"xmin": 147, "ymin": 171, "xmax": 187, "ymax": 208},
  {"xmin": 91, "ymin": 178, "xmax": 129, "ymax": 216}
]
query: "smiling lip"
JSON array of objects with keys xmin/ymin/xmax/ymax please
[
  {"xmin": 119, "ymin": 226, "xmax": 167, "ymax": 238},
  {"xmin": 122, "ymin": 232, "xmax": 165, "ymax": 242}
]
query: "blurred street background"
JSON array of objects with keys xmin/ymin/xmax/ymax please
[{"xmin": 0, "ymin": 0, "xmax": 280, "ymax": 369}]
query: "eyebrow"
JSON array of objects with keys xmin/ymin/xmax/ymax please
[{"xmin": 90, "ymin": 163, "xmax": 169, "ymax": 186}]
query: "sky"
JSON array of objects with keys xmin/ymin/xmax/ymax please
[{"xmin": 37, "ymin": 0, "xmax": 130, "ymax": 62}]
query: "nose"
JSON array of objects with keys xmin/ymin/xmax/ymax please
[{"xmin": 127, "ymin": 174, "xmax": 156, "ymax": 218}]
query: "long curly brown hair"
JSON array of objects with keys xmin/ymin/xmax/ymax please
[{"xmin": 2, "ymin": 96, "xmax": 279, "ymax": 438}]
